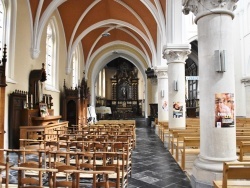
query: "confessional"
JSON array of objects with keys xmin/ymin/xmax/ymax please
[{"xmin": 61, "ymin": 75, "xmax": 89, "ymax": 128}]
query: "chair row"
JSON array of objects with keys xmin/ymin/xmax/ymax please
[
  {"xmin": 54, "ymin": 124, "xmax": 136, "ymax": 149},
  {"xmin": 0, "ymin": 148, "xmax": 131, "ymax": 188}
]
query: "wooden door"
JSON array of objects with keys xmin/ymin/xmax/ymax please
[{"xmin": 66, "ymin": 100, "xmax": 77, "ymax": 127}]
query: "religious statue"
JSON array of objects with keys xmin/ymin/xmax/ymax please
[
  {"xmin": 121, "ymin": 87, "xmax": 126, "ymax": 98},
  {"xmin": 29, "ymin": 63, "xmax": 46, "ymax": 106}
]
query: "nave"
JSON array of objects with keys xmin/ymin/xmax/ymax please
[
  {"xmin": 4, "ymin": 122, "xmax": 192, "ymax": 188},
  {"xmin": 128, "ymin": 123, "xmax": 192, "ymax": 188}
]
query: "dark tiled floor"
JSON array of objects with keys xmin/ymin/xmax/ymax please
[
  {"xmin": 6, "ymin": 121, "xmax": 192, "ymax": 188},
  {"xmin": 128, "ymin": 123, "xmax": 192, "ymax": 188}
]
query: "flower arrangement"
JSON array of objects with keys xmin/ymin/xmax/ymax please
[
  {"xmin": 39, "ymin": 103, "xmax": 48, "ymax": 117},
  {"xmin": 40, "ymin": 109, "xmax": 46, "ymax": 117}
]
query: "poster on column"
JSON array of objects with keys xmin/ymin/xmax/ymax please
[
  {"xmin": 215, "ymin": 93, "xmax": 234, "ymax": 128},
  {"xmin": 173, "ymin": 102, "xmax": 183, "ymax": 118},
  {"xmin": 162, "ymin": 100, "xmax": 168, "ymax": 111}
]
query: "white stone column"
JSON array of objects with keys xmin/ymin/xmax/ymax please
[
  {"xmin": 163, "ymin": 44, "xmax": 190, "ymax": 128},
  {"xmin": 183, "ymin": 0, "xmax": 238, "ymax": 187},
  {"xmin": 155, "ymin": 67, "xmax": 169, "ymax": 122},
  {"xmin": 242, "ymin": 77, "xmax": 250, "ymax": 118}
]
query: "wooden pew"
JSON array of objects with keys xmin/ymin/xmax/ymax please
[
  {"xmin": 180, "ymin": 137, "xmax": 200, "ymax": 170},
  {"xmin": 158, "ymin": 121, "xmax": 168, "ymax": 142},
  {"xmin": 213, "ymin": 162, "xmax": 250, "ymax": 188},
  {"xmin": 239, "ymin": 141, "xmax": 250, "ymax": 162},
  {"xmin": 175, "ymin": 132, "xmax": 200, "ymax": 161},
  {"xmin": 236, "ymin": 136, "xmax": 250, "ymax": 154},
  {"xmin": 168, "ymin": 128, "xmax": 199, "ymax": 154}
]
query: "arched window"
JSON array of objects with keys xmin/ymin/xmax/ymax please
[
  {"xmin": 0, "ymin": 0, "xmax": 16, "ymax": 82},
  {"xmin": 0, "ymin": 0, "xmax": 4, "ymax": 56},
  {"xmin": 45, "ymin": 18, "xmax": 58, "ymax": 91},
  {"xmin": 72, "ymin": 45, "xmax": 80, "ymax": 88}
]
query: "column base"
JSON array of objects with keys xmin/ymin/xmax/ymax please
[
  {"xmin": 190, "ymin": 154, "xmax": 238, "ymax": 187},
  {"xmin": 190, "ymin": 156, "xmax": 226, "ymax": 187}
]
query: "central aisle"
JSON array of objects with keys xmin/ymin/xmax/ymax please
[{"xmin": 128, "ymin": 123, "xmax": 192, "ymax": 188}]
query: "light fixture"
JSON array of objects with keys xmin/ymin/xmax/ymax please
[
  {"xmin": 161, "ymin": 90, "xmax": 164, "ymax": 98},
  {"xmin": 174, "ymin": 80, "xmax": 178, "ymax": 91},
  {"xmin": 215, "ymin": 50, "xmax": 226, "ymax": 72},
  {"xmin": 102, "ymin": 32, "xmax": 111, "ymax": 37}
]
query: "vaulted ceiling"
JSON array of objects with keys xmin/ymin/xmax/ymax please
[{"xmin": 28, "ymin": 0, "xmax": 167, "ymax": 69}]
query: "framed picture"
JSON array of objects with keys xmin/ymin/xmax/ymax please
[{"xmin": 39, "ymin": 103, "xmax": 49, "ymax": 117}]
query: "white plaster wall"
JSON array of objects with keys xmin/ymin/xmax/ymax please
[
  {"xmin": 233, "ymin": 10, "xmax": 246, "ymax": 117},
  {"xmin": 4, "ymin": 0, "xmax": 68, "ymax": 148},
  {"xmin": 232, "ymin": 0, "xmax": 250, "ymax": 117},
  {"xmin": 137, "ymin": 70, "xmax": 144, "ymax": 100}
]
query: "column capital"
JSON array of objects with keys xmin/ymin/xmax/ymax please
[
  {"xmin": 162, "ymin": 44, "xmax": 191, "ymax": 64},
  {"xmin": 241, "ymin": 76, "xmax": 250, "ymax": 87},
  {"xmin": 182, "ymin": 0, "xmax": 238, "ymax": 23},
  {"xmin": 154, "ymin": 66, "xmax": 168, "ymax": 79}
]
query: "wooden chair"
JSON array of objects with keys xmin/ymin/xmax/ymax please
[
  {"xmin": 93, "ymin": 164, "xmax": 120, "ymax": 188},
  {"xmin": 0, "ymin": 163, "xmax": 9, "ymax": 187},
  {"xmin": 0, "ymin": 149, "xmax": 13, "ymax": 188},
  {"xmin": 63, "ymin": 169, "xmax": 115, "ymax": 188},
  {"xmin": 73, "ymin": 152, "xmax": 96, "ymax": 186},
  {"xmin": 0, "ymin": 148, "xmax": 44, "ymax": 188},
  {"xmin": 15, "ymin": 148, "xmax": 46, "ymax": 183},
  {"xmin": 112, "ymin": 142, "xmax": 131, "ymax": 179},
  {"xmin": 11, "ymin": 162, "xmax": 57, "ymax": 188},
  {"xmin": 52, "ymin": 165, "xmax": 77, "ymax": 188}
]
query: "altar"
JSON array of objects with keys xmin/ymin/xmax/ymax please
[
  {"xmin": 95, "ymin": 106, "xmax": 112, "ymax": 120},
  {"xmin": 95, "ymin": 106, "xmax": 112, "ymax": 114}
]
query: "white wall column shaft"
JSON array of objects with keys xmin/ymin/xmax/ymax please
[
  {"xmin": 163, "ymin": 44, "xmax": 190, "ymax": 128},
  {"xmin": 183, "ymin": 0, "xmax": 238, "ymax": 187},
  {"xmin": 155, "ymin": 67, "xmax": 169, "ymax": 121},
  {"xmin": 242, "ymin": 77, "xmax": 250, "ymax": 117}
]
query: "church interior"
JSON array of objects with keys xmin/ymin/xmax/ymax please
[{"xmin": 0, "ymin": 0, "xmax": 250, "ymax": 187}]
